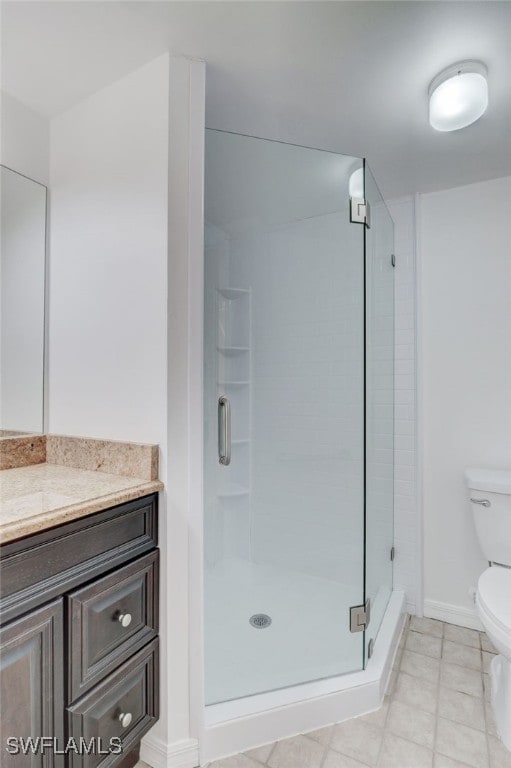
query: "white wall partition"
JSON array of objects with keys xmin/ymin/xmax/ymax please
[
  {"xmin": 420, "ymin": 176, "xmax": 511, "ymax": 628},
  {"xmin": 49, "ymin": 56, "xmax": 169, "ymax": 443},
  {"xmin": 49, "ymin": 53, "xmax": 206, "ymax": 768}
]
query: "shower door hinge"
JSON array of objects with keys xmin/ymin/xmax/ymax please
[
  {"xmin": 390, "ymin": 546, "xmax": 395, "ymax": 562},
  {"xmin": 391, "ymin": 253, "xmax": 396, "ymax": 268},
  {"xmin": 350, "ymin": 598, "xmax": 371, "ymax": 632},
  {"xmin": 350, "ymin": 197, "xmax": 371, "ymax": 228}
]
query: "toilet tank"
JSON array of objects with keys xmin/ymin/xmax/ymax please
[{"xmin": 464, "ymin": 468, "xmax": 511, "ymax": 566}]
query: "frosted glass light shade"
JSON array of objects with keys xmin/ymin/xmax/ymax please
[
  {"xmin": 349, "ymin": 167, "xmax": 364, "ymax": 198},
  {"xmin": 429, "ymin": 62, "xmax": 488, "ymax": 132}
]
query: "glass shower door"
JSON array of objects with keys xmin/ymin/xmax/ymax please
[
  {"xmin": 364, "ymin": 162, "xmax": 395, "ymax": 659},
  {"xmin": 204, "ymin": 129, "xmax": 367, "ymax": 704}
]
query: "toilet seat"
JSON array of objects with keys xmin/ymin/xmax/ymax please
[{"xmin": 477, "ymin": 567, "xmax": 511, "ymax": 657}]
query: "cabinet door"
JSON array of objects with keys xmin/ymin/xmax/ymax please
[
  {"xmin": 0, "ymin": 600, "xmax": 64, "ymax": 767},
  {"xmin": 67, "ymin": 639, "xmax": 158, "ymax": 768}
]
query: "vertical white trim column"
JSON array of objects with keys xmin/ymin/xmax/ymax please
[
  {"xmin": 414, "ymin": 193, "xmax": 424, "ymax": 618},
  {"xmin": 141, "ymin": 55, "xmax": 205, "ymax": 768},
  {"xmin": 387, "ymin": 195, "xmax": 421, "ymax": 615},
  {"xmin": 187, "ymin": 68, "xmax": 207, "ymax": 763}
]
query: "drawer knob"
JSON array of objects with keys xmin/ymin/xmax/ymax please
[
  {"xmin": 118, "ymin": 613, "xmax": 132, "ymax": 628},
  {"xmin": 118, "ymin": 712, "xmax": 133, "ymax": 728}
]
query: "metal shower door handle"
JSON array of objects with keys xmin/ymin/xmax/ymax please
[{"xmin": 218, "ymin": 396, "xmax": 231, "ymax": 466}]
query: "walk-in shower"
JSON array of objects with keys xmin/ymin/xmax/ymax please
[{"xmin": 202, "ymin": 129, "xmax": 401, "ymax": 757}]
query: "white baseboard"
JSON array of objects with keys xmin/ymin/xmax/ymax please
[
  {"xmin": 423, "ymin": 599, "xmax": 483, "ymax": 631},
  {"xmin": 140, "ymin": 735, "xmax": 199, "ymax": 768}
]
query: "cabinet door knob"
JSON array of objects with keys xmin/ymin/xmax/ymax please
[
  {"xmin": 118, "ymin": 613, "xmax": 132, "ymax": 628},
  {"xmin": 118, "ymin": 712, "xmax": 132, "ymax": 728}
]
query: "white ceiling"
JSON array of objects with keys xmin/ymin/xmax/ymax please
[{"xmin": 2, "ymin": 1, "xmax": 510, "ymax": 198}]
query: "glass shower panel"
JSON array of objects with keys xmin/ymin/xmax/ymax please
[
  {"xmin": 364, "ymin": 161, "xmax": 395, "ymax": 658},
  {"xmin": 204, "ymin": 130, "xmax": 366, "ymax": 704}
]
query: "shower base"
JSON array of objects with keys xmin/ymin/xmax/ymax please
[
  {"xmin": 205, "ymin": 557, "xmax": 364, "ymax": 705},
  {"xmin": 203, "ymin": 559, "xmax": 405, "ymax": 763}
]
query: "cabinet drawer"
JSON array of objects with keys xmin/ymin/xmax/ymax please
[
  {"xmin": 67, "ymin": 639, "xmax": 158, "ymax": 768},
  {"xmin": 1, "ymin": 494, "xmax": 158, "ymax": 625},
  {"xmin": 68, "ymin": 551, "xmax": 158, "ymax": 700}
]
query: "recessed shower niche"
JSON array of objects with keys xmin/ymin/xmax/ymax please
[{"xmin": 215, "ymin": 285, "xmax": 252, "ymax": 559}]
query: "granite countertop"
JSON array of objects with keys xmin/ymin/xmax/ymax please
[{"xmin": 0, "ymin": 436, "xmax": 164, "ymax": 544}]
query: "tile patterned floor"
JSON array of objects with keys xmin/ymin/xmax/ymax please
[{"xmin": 204, "ymin": 616, "xmax": 511, "ymax": 768}]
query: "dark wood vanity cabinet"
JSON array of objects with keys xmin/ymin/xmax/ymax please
[{"xmin": 0, "ymin": 494, "xmax": 159, "ymax": 768}]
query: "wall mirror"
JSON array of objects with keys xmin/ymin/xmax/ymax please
[{"xmin": 0, "ymin": 165, "xmax": 47, "ymax": 436}]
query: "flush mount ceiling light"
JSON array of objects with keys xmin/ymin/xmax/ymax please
[{"xmin": 429, "ymin": 61, "xmax": 488, "ymax": 132}]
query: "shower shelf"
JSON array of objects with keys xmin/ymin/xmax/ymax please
[
  {"xmin": 231, "ymin": 438, "xmax": 250, "ymax": 446},
  {"xmin": 217, "ymin": 287, "xmax": 250, "ymax": 300},
  {"xmin": 217, "ymin": 346, "xmax": 250, "ymax": 356},
  {"xmin": 217, "ymin": 380, "xmax": 249, "ymax": 387},
  {"xmin": 218, "ymin": 483, "xmax": 250, "ymax": 499}
]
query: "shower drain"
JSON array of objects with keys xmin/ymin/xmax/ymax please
[{"xmin": 249, "ymin": 613, "xmax": 272, "ymax": 629}]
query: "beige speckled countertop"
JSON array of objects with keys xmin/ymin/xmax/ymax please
[
  {"xmin": 0, "ymin": 434, "xmax": 164, "ymax": 544},
  {"xmin": 0, "ymin": 463, "xmax": 163, "ymax": 544}
]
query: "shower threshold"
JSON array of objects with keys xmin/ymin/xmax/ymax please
[{"xmin": 202, "ymin": 590, "xmax": 405, "ymax": 763}]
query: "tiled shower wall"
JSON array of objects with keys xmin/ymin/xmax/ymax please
[
  {"xmin": 205, "ymin": 195, "xmax": 420, "ymax": 614},
  {"xmin": 223, "ymin": 210, "xmax": 366, "ymax": 587},
  {"xmin": 387, "ymin": 196, "xmax": 419, "ymax": 615}
]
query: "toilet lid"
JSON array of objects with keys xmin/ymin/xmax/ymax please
[{"xmin": 478, "ymin": 568, "xmax": 511, "ymax": 633}]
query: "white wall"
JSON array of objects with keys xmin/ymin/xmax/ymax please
[
  {"xmin": 49, "ymin": 56, "xmax": 168, "ymax": 443},
  {"xmin": 0, "ymin": 91, "xmax": 49, "ymax": 184},
  {"xmin": 49, "ymin": 53, "xmax": 206, "ymax": 768},
  {"xmin": 387, "ymin": 196, "xmax": 420, "ymax": 616},
  {"xmin": 420, "ymin": 176, "xmax": 511, "ymax": 628}
]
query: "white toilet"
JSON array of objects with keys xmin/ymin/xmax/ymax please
[{"xmin": 465, "ymin": 468, "xmax": 511, "ymax": 751}]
